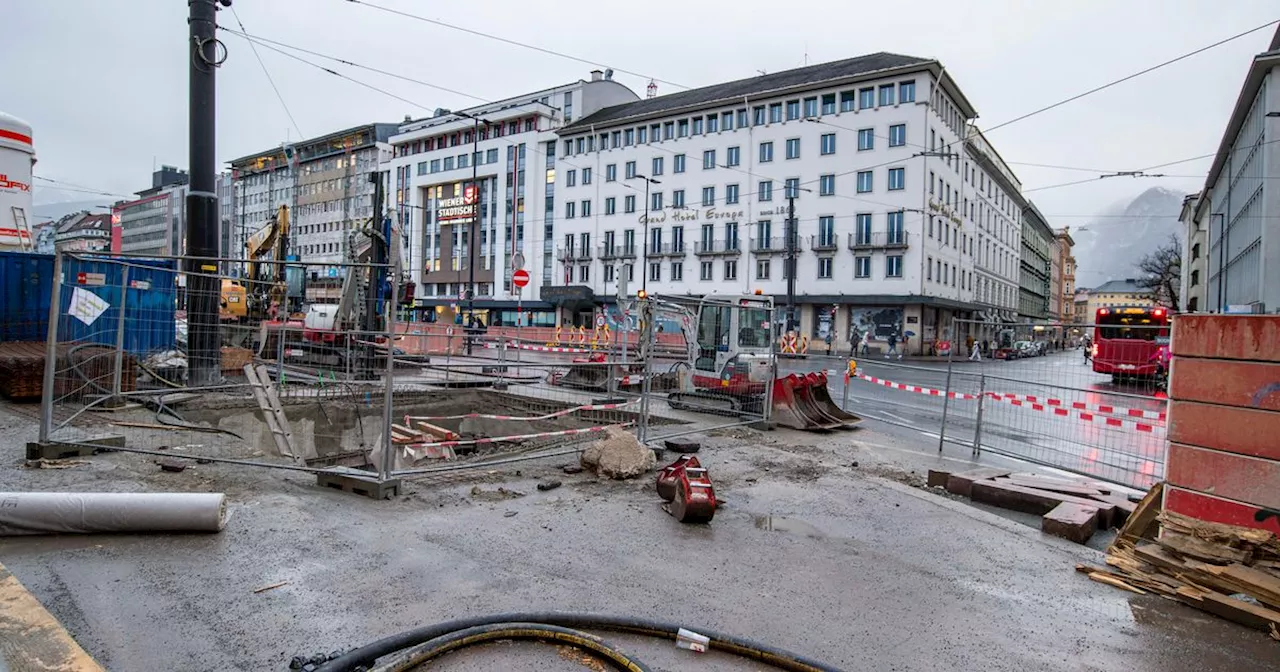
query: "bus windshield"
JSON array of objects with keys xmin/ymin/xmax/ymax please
[{"xmin": 1097, "ymin": 309, "xmax": 1167, "ymax": 341}]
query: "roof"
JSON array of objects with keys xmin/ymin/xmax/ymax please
[
  {"xmin": 58, "ymin": 213, "xmax": 111, "ymax": 236},
  {"xmin": 1202, "ymin": 26, "xmax": 1280, "ymax": 197},
  {"xmin": 1092, "ymin": 279, "xmax": 1145, "ymax": 294},
  {"xmin": 228, "ymin": 122, "xmax": 399, "ymax": 167},
  {"xmin": 562, "ymin": 52, "xmax": 957, "ymax": 132}
]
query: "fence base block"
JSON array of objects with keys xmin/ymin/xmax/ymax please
[
  {"xmin": 315, "ymin": 469, "xmax": 401, "ymax": 500},
  {"xmin": 26, "ymin": 435, "xmax": 125, "ymax": 461}
]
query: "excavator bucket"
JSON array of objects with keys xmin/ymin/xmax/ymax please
[
  {"xmin": 556, "ymin": 362, "xmax": 609, "ymax": 390},
  {"xmin": 769, "ymin": 372, "xmax": 862, "ymax": 431}
]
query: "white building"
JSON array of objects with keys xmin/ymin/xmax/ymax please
[
  {"xmin": 228, "ymin": 124, "xmax": 397, "ymax": 267},
  {"xmin": 552, "ymin": 53, "xmax": 1023, "ymax": 352},
  {"xmin": 384, "ymin": 71, "xmax": 638, "ymax": 326},
  {"xmin": 1186, "ymin": 27, "xmax": 1280, "ymax": 313}
]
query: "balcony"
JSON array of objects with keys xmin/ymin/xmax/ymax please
[
  {"xmin": 750, "ymin": 237, "xmax": 795, "ymax": 255},
  {"xmin": 651, "ymin": 242, "xmax": 687, "ymax": 257},
  {"xmin": 848, "ymin": 231, "xmax": 910, "ymax": 251},
  {"xmin": 809, "ymin": 235, "xmax": 839, "ymax": 252},
  {"xmin": 598, "ymin": 245, "xmax": 637, "ymax": 260},
  {"xmin": 694, "ymin": 239, "xmax": 741, "ymax": 256},
  {"xmin": 556, "ymin": 247, "xmax": 593, "ymax": 262}
]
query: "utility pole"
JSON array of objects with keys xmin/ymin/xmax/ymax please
[
  {"xmin": 365, "ymin": 172, "xmax": 385, "ymax": 334},
  {"xmin": 465, "ymin": 115, "xmax": 480, "ymax": 321},
  {"xmin": 785, "ymin": 192, "xmax": 797, "ymax": 332},
  {"xmin": 186, "ymin": 0, "xmax": 226, "ymax": 387}
]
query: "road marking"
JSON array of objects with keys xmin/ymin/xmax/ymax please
[{"xmin": 882, "ymin": 411, "xmax": 912, "ymax": 424}]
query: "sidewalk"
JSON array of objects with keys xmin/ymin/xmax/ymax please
[{"xmin": 2, "ymin": 402, "xmax": 1275, "ymax": 671}]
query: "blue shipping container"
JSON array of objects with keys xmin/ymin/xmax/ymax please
[{"xmin": 0, "ymin": 251, "xmax": 178, "ymax": 354}]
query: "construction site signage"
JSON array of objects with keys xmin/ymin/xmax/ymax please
[{"xmin": 437, "ymin": 185, "xmax": 479, "ymax": 225}]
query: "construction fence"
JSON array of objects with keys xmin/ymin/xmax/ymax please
[{"xmin": 26, "ymin": 252, "xmax": 789, "ymax": 497}]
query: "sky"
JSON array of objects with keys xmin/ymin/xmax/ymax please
[{"xmin": 4, "ymin": 0, "xmax": 1277, "ymax": 228}]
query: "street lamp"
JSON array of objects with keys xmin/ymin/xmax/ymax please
[
  {"xmin": 627, "ymin": 174, "xmax": 661, "ymax": 292},
  {"xmin": 785, "ymin": 184, "xmax": 812, "ymax": 333},
  {"xmin": 452, "ymin": 110, "xmax": 493, "ymax": 323}
]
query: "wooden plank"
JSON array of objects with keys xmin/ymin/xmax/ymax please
[
  {"xmin": 1043, "ymin": 502, "xmax": 1099, "ymax": 544},
  {"xmin": 1001, "ymin": 475, "xmax": 1106, "ymax": 498},
  {"xmin": 1087, "ymin": 571, "xmax": 1146, "ymax": 594},
  {"xmin": 1159, "ymin": 531, "xmax": 1255, "ymax": 566},
  {"xmin": 1204, "ymin": 564, "xmax": 1280, "ymax": 611},
  {"xmin": 926, "ymin": 469, "xmax": 951, "ymax": 489},
  {"xmin": 945, "ymin": 467, "xmax": 1012, "ymax": 497},
  {"xmin": 0, "ymin": 562, "xmax": 107, "ymax": 672},
  {"xmin": 1112, "ymin": 482, "xmax": 1163, "ymax": 548},
  {"xmin": 1198, "ymin": 591, "xmax": 1280, "ymax": 632},
  {"xmin": 970, "ymin": 480, "xmax": 1116, "ymax": 528}
]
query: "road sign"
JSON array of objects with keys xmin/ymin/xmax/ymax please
[
  {"xmin": 511, "ymin": 252, "xmax": 526, "ymax": 271},
  {"xmin": 595, "ymin": 314, "xmax": 606, "ymax": 328},
  {"xmin": 512, "ymin": 268, "xmax": 530, "ymax": 288}
]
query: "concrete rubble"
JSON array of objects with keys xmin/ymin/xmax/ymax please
[{"xmin": 580, "ymin": 426, "xmax": 655, "ymax": 479}]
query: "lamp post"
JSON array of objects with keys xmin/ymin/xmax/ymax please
[
  {"xmin": 628, "ymin": 174, "xmax": 661, "ymax": 293},
  {"xmin": 785, "ymin": 185, "xmax": 812, "ymax": 333},
  {"xmin": 452, "ymin": 110, "xmax": 491, "ymax": 323}
]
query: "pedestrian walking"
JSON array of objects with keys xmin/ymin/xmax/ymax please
[
  {"xmin": 886, "ymin": 333, "xmax": 900, "ymax": 359},
  {"xmin": 968, "ymin": 334, "xmax": 981, "ymax": 361}
]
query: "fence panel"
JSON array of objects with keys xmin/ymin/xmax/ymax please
[{"xmin": 940, "ymin": 319, "xmax": 1168, "ymax": 489}]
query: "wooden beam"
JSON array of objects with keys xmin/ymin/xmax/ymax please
[
  {"xmin": 0, "ymin": 562, "xmax": 106, "ymax": 672},
  {"xmin": 1043, "ymin": 502, "xmax": 1100, "ymax": 544},
  {"xmin": 945, "ymin": 467, "xmax": 1012, "ymax": 498},
  {"xmin": 970, "ymin": 479, "xmax": 1116, "ymax": 528}
]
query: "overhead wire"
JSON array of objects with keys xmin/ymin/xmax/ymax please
[
  {"xmin": 981, "ymin": 17, "xmax": 1280, "ymax": 135},
  {"xmin": 229, "ymin": 6, "xmax": 304, "ymax": 140},
  {"xmin": 31, "ymin": 175, "xmax": 131, "ymax": 198},
  {"xmin": 340, "ymin": 0, "xmax": 686, "ymax": 90}
]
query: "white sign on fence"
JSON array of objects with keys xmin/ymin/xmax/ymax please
[{"xmin": 69, "ymin": 287, "xmax": 109, "ymax": 326}]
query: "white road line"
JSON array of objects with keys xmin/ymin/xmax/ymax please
[{"xmin": 882, "ymin": 411, "xmax": 912, "ymax": 425}]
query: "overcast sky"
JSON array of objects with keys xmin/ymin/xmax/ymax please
[{"xmin": 4, "ymin": 0, "xmax": 1276, "ymax": 226}]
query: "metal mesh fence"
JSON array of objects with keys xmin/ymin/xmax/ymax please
[{"xmin": 936, "ymin": 319, "xmax": 1168, "ymax": 489}]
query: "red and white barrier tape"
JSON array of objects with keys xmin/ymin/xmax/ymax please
[
  {"xmin": 990, "ymin": 392, "xmax": 1166, "ymax": 422},
  {"xmin": 854, "ymin": 372, "xmax": 978, "ymax": 400},
  {"xmin": 403, "ymin": 422, "xmax": 633, "ymax": 454},
  {"xmin": 405, "ymin": 400, "xmax": 637, "ymax": 423},
  {"xmin": 988, "ymin": 394, "xmax": 1160, "ymax": 433}
]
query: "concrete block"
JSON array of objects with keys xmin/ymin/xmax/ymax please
[
  {"xmin": 945, "ymin": 467, "xmax": 1011, "ymax": 498},
  {"xmin": 1169, "ymin": 357, "xmax": 1280, "ymax": 411},
  {"xmin": 25, "ymin": 435, "xmax": 125, "ymax": 461},
  {"xmin": 926, "ymin": 469, "xmax": 951, "ymax": 489},
  {"xmin": 315, "ymin": 469, "xmax": 401, "ymax": 500},
  {"xmin": 1041, "ymin": 502, "xmax": 1099, "ymax": 544},
  {"xmin": 663, "ymin": 437, "xmax": 701, "ymax": 453},
  {"xmin": 1165, "ymin": 485, "xmax": 1280, "ymax": 535},
  {"xmin": 1166, "ymin": 443, "xmax": 1280, "ymax": 511},
  {"xmin": 1172, "ymin": 314, "xmax": 1280, "ymax": 362},
  {"xmin": 1168, "ymin": 401, "xmax": 1280, "ymax": 460},
  {"xmin": 970, "ymin": 480, "xmax": 1115, "ymax": 528}
]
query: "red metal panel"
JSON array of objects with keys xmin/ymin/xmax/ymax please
[
  {"xmin": 1167, "ymin": 400, "xmax": 1280, "ymax": 460},
  {"xmin": 1169, "ymin": 357, "xmax": 1280, "ymax": 411},
  {"xmin": 1166, "ymin": 443, "xmax": 1280, "ymax": 510},
  {"xmin": 1165, "ymin": 486, "xmax": 1280, "ymax": 535},
  {"xmin": 1172, "ymin": 314, "xmax": 1280, "ymax": 362}
]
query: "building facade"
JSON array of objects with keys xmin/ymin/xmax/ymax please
[
  {"xmin": 111, "ymin": 167, "xmax": 190, "ymax": 257},
  {"xmin": 53, "ymin": 211, "xmax": 111, "ymax": 252},
  {"xmin": 552, "ymin": 53, "xmax": 1024, "ymax": 352},
  {"xmin": 1053, "ymin": 227, "xmax": 1076, "ymax": 322},
  {"xmin": 228, "ymin": 123, "xmax": 397, "ymax": 267},
  {"xmin": 1179, "ymin": 193, "xmax": 1207, "ymax": 312},
  {"xmin": 1188, "ymin": 28, "xmax": 1279, "ymax": 313},
  {"xmin": 1018, "ymin": 202, "xmax": 1053, "ymax": 322},
  {"xmin": 1084, "ymin": 279, "xmax": 1153, "ymax": 318},
  {"xmin": 383, "ymin": 72, "xmax": 638, "ymax": 325}
]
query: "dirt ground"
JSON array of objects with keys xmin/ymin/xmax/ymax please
[{"xmin": 2, "ymin": 401, "xmax": 1278, "ymax": 671}]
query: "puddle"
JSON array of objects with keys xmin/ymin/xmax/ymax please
[{"xmin": 754, "ymin": 515, "xmax": 825, "ymax": 538}]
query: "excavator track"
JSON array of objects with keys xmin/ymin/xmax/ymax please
[{"xmin": 666, "ymin": 391, "xmax": 745, "ymax": 416}]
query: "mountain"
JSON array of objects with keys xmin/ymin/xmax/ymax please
[
  {"xmin": 1071, "ymin": 186, "xmax": 1184, "ymax": 288},
  {"xmin": 32, "ymin": 198, "xmax": 115, "ymax": 225}
]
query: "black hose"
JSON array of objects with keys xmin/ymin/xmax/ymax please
[
  {"xmin": 313, "ymin": 612, "xmax": 843, "ymax": 672},
  {"xmin": 368, "ymin": 622, "xmax": 650, "ymax": 672}
]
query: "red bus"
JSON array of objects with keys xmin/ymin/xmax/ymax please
[{"xmin": 1092, "ymin": 306, "xmax": 1171, "ymax": 378}]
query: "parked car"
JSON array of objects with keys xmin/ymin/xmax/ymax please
[
  {"xmin": 1032, "ymin": 341, "xmax": 1048, "ymax": 356},
  {"xmin": 1013, "ymin": 341, "xmax": 1036, "ymax": 359}
]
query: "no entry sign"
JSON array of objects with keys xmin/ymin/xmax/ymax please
[{"xmin": 512, "ymin": 268, "xmax": 530, "ymax": 288}]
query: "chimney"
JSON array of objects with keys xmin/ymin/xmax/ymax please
[{"xmin": 590, "ymin": 69, "xmax": 603, "ymax": 82}]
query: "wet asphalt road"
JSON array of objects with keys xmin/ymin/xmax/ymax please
[
  {"xmin": 4, "ymin": 391, "xmax": 1279, "ymax": 672},
  {"xmin": 780, "ymin": 350, "xmax": 1168, "ymax": 489}
]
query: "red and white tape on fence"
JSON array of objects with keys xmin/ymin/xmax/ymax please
[
  {"xmin": 405, "ymin": 400, "xmax": 637, "ymax": 423},
  {"xmin": 402, "ymin": 422, "xmax": 633, "ymax": 458},
  {"xmin": 985, "ymin": 394, "xmax": 1160, "ymax": 433},
  {"xmin": 854, "ymin": 372, "xmax": 979, "ymax": 400},
  {"xmin": 989, "ymin": 392, "xmax": 1166, "ymax": 422}
]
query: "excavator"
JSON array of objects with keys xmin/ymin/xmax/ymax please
[{"xmin": 665, "ymin": 293, "xmax": 861, "ymax": 431}]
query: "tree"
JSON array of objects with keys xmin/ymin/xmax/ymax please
[{"xmin": 1136, "ymin": 234, "xmax": 1181, "ymax": 308}]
